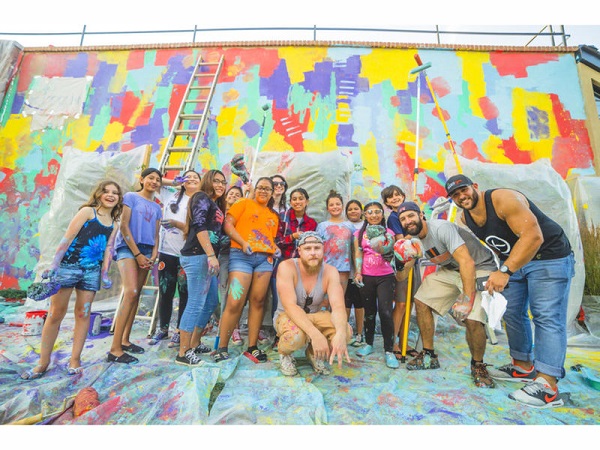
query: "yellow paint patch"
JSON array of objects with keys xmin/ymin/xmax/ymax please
[
  {"xmin": 359, "ymin": 134, "xmax": 380, "ymax": 179},
  {"xmin": 512, "ymin": 88, "xmax": 556, "ymax": 160},
  {"xmin": 65, "ymin": 116, "xmax": 94, "ymax": 150},
  {"xmin": 103, "ymin": 52, "xmax": 133, "ymax": 93},
  {"xmin": 482, "ymin": 135, "xmax": 514, "ymax": 164},
  {"xmin": 457, "ymin": 51, "xmax": 490, "ymax": 119},
  {"xmin": 0, "ymin": 116, "xmax": 33, "ymax": 169},
  {"xmin": 360, "ymin": 49, "xmax": 415, "ymax": 89},
  {"xmin": 262, "ymin": 132, "xmax": 294, "ymax": 152},
  {"xmin": 278, "ymin": 47, "xmax": 329, "ymax": 84},
  {"xmin": 218, "ymin": 106, "xmax": 240, "ymax": 136}
]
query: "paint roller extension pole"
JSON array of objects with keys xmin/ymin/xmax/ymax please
[
  {"xmin": 413, "ymin": 54, "xmax": 463, "ymax": 175},
  {"xmin": 248, "ymin": 104, "xmax": 270, "ymax": 183}
]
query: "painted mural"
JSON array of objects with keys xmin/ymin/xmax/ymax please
[{"xmin": 0, "ymin": 43, "xmax": 595, "ymax": 289}]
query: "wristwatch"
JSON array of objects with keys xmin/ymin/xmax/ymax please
[{"xmin": 500, "ymin": 264, "xmax": 513, "ymax": 276}]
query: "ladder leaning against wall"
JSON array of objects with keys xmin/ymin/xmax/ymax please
[{"xmin": 110, "ymin": 54, "xmax": 225, "ymax": 336}]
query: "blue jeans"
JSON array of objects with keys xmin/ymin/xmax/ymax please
[
  {"xmin": 502, "ymin": 253, "xmax": 575, "ymax": 379},
  {"xmin": 179, "ymin": 255, "xmax": 218, "ymax": 333}
]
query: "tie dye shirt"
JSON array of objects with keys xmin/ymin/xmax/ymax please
[
  {"xmin": 316, "ymin": 220, "xmax": 354, "ymax": 272},
  {"xmin": 181, "ymin": 191, "xmax": 225, "ymax": 257},
  {"xmin": 63, "ymin": 210, "xmax": 114, "ymax": 269}
]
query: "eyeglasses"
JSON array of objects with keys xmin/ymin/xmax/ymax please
[
  {"xmin": 213, "ymin": 179, "xmax": 227, "ymax": 186},
  {"xmin": 303, "ymin": 294, "xmax": 313, "ymax": 313},
  {"xmin": 256, "ymin": 186, "xmax": 273, "ymax": 192},
  {"xmin": 273, "ymin": 181, "xmax": 286, "ymax": 187},
  {"xmin": 365, "ymin": 209, "xmax": 383, "ymax": 215}
]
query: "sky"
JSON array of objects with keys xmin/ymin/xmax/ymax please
[{"xmin": 1, "ymin": 0, "xmax": 599, "ymax": 48}]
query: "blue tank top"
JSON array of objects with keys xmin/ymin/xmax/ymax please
[
  {"xmin": 463, "ymin": 189, "xmax": 571, "ymax": 261},
  {"xmin": 62, "ymin": 209, "xmax": 114, "ymax": 269}
]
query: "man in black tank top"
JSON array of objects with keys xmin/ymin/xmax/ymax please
[
  {"xmin": 446, "ymin": 175, "xmax": 575, "ymax": 408},
  {"xmin": 274, "ymin": 232, "xmax": 352, "ymax": 377}
]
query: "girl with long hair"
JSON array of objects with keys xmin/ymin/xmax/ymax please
[
  {"xmin": 148, "ymin": 170, "xmax": 202, "ymax": 348},
  {"xmin": 175, "ymin": 169, "xmax": 226, "ymax": 365},
  {"xmin": 214, "ymin": 177, "xmax": 279, "ymax": 363},
  {"xmin": 21, "ymin": 180, "xmax": 123, "ymax": 379},
  {"xmin": 108, "ymin": 168, "xmax": 163, "ymax": 364},
  {"xmin": 353, "ymin": 201, "xmax": 399, "ymax": 369}
]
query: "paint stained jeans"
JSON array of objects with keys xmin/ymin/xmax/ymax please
[
  {"xmin": 179, "ymin": 255, "xmax": 218, "ymax": 333},
  {"xmin": 501, "ymin": 253, "xmax": 575, "ymax": 379},
  {"xmin": 157, "ymin": 252, "xmax": 188, "ymax": 330}
]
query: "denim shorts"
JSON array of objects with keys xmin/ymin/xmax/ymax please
[
  {"xmin": 228, "ymin": 248, "xmax": 274, "ymax": 274},
  {"xmin": 115, "ymin": 243, "xmax": 154, "ymax": 261},
  {"xmin": 56, "ymin": 263, "xmax": 101, "ymax": 292}
]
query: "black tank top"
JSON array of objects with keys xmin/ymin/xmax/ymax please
[{"xmin": 463, "ymin": 189, "xmax": 571, "ymax": 261}]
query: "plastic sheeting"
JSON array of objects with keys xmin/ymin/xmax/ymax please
[
  {"xmin": 244, "ymin": 149, "xmax": 354, "ymax": 223},
  {"xmin": 444, "ymin": 155, "xmax": 585, "ymax": 328},
  {"xmin": 0, "ymin": 40, "xmax": 23, "ymax": 108},
  {"xmin": 36, "ymin": 145, "xmax": 149, "ymax": 276},
  {"xmin": 567, "ymin": 175, "xmax": 600, "ymax": 229}
]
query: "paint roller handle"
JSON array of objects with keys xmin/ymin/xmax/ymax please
[{"xmin": 414, "ymin": 54, "xmax": 423, "ymax": 66}]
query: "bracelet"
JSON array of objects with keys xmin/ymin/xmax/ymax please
[
  {"xmin": 206, "ymin": 253, "xmax": 215, "ymax": 258},
  {"xmin": 134, "ymin": 252, "xmax": 141, "ymax": 257}
]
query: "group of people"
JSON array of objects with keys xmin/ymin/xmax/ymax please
[{"xmin": 20, "ymin": 167, "xmax": 575, "ymax": 409}]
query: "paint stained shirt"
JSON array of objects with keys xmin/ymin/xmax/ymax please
[
  {"xmin": 355, "ymin": 227, "xmax": 395, "ymax": 277},
  {"xmin": 276, "ymin": 209, "xmax": 318, "ymax": 260},
  {"xmin": 115, "ymin": 192, "xmax": 162, "ymax": 249},
  {"xmin": 181, "ymin": 191, "xmax": 224, "ymax": 257},
  {"xmin": 316, "ymin": 220, "xmax": 354, "ymax": 272},
  {"xmin": 63, "ymin": 210, "xmax": 114, "ymax": 269},
  {"xmin": 227, "ymin": 198, "xmax": 279, "ymax": 254}
]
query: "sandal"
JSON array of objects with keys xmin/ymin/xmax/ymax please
[
  {"xmin": 20, "ymin": 367, "xmax": 47, "ymax": 381},
  {"xmin": 121, "ymin": 343, "xmax": 145, "ymax": 354},
  {"xmin": 107, "ymin": 352, "xmax": 139, "ymax": 364},
  {"xmin": 212, "ymin": 350, "xmax": 230, "ymax": 363},
  {"xmin": 393, "ymin": 348, "xmax": 420, "ymax": 360},
  {"xmin": 67, "ymin": 366, "xmax": 83, "ymax": 375}
]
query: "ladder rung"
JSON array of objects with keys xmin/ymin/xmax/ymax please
[
  {"xmin": 195, "ymin": 73, "xmax": 217, "ymax": 77},
  {"xmin": 164, "ymin": 165, "xmax": 187, "ymax": 171},
  {"xmin": 199, "ymin": 62, "xmax": 220, "ymax": 66},
  {"xmin": 166, "ymin": 146, "xmax": 193, "ymax": 152},
  {"xmin": 174, "ymin": 130, "xmax": 199, "ymax": 135},
  {"xmin": 180, "ymin": 114, "xmax": 204, "ymax": 120},
  {"xmin": 184, "ymin": 99, "xmax": 207, "ymax": 104},
  {"xmin": 190, "ymin": 85, "xmax": 212, "ymax": 89}
]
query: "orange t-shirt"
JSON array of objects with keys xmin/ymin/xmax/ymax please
[{"xmin": 227, "ymin": 198, "xmax": 279, "ymax": 254}]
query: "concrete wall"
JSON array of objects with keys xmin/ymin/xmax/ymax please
[{"xmin": 0, "ymin": 42, "xmax": 596, "ymax": 289}]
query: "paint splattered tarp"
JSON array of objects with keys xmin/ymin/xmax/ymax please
[{"xmin": 1, "ymin": 294, "xmax": 599, "ymax": 425}]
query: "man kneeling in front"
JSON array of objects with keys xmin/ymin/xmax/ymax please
[{"xmin": 274, "ymin": 232, "xmax": 352, "ymax": 376}]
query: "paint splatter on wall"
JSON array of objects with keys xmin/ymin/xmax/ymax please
[{"xmin": 0, "ymin": 45, "xmax": 595, "ymax": 289}]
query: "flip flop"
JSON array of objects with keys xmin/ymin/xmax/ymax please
[
  {"xmin": 67, "ymin": 366, "xmax": 83, "ymax": 375},
  {"xmin": 121, "ymin": 343, "xmax": 145, "ymax": 354},
  {"xmin": 107, "ymin": 352, "xmax": 139, "ymax": 364},
  {"xmin": 20, "ymin": 367, "xmax": 47, "ymax": 381},
  {"xmin": 393, "ymin": 349, "xmax": 420, "ymax": 360}
]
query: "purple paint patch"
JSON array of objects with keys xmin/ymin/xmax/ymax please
[
  {"xmin": 131, "ymin": 109, "xmax": 168, "ymax": 148},
  {"xmin": 87, "ymin": 62, "xmax": 118, "ymax": 123},
  {"xmin": 260, "ymin": 60, "xmax": 290, "ymax": 109},
  {"xmin": 159, "ymin": 55, "xmax": 192, "ymax": 86},
  {"xmin": 110, "ymin": 93, "xmax": 124, "ymax": 118},
  {"xmin": 334, "ymin": 375, "xmax": 351, "ymax": 383},
  {"xmin": 527, "ymin": 106, "xmax": 549, "ymax": 139},
  {"xmin": 64, "ymin": 53, "xmax": 89, "ymax": 78},
  {"xmin": 241, "ymin": 119, "xmax": 260, "ymax": 138},
  {"xmin": 336, "ymin": 124, "xmax": 358, "ymax": 147},
  {"xmin": 485, "ymin": 117, "xmax": 501, "ymax": 135},
  {"xmin": 396, "ymin": 89, "xmax": 413, "ymax": 114},
  {"xmin": 11, "ymin": 93, "xmax": 24, "ymax": 114},
  {"xmin": 301, "ymin": 60, "xmax": 334, "ymax": 97}
]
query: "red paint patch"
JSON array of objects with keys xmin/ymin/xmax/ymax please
[
  {"xmin": 432, "ymin": 106, "xmax": 450, "ymax": 122},
  {"xmin": 154, "ymin": 49, "xmax": 183, "ymax": 66},
  {"xmin": 114, "ymin": 91, "xmax": 141, "ymax": 131},
  {"xmin": 552, "ymin": 135, "xmax": 594, "ymax": 178},
  {"xmin": 393, "ymin": 141, "xmax": 415, "ymax": 187},
  {"xmin": 220, "ymin": 47, "xmax": 281, "ymax": 81},
  {"xmin": 460, "ymin": 138, "xmax": 486, "ymax": 162},
  {"xmin": 489, "ymin": 51, "xmax": 559, "ymax": 78},
  {"xmin": 34, "ymin": 159, "xmax": 60, "ymax": 198},
  {"xmin": 430, "ymin": 76, "xmax": 451, "ymax": 98},
  {"xmin": 500, "ymin": 136, "xmax": 532, "ymax": 164},
  {"xmin": 478, "ymin": 97, "xmax": 499, "ymax": 120},
  {"xmin": 418, "ymin": 175, "xmax": 448, "ymax": 204},
  {"xmin": 271, "ymin": 106, "xmax": 307, "ymax": 152},
  {"xmin": 390, "ymin": 95, "xmax": 400, "ymax": 107},
  {"xmin": 127, "ymin": 50, "xmax": 146, "ymax": 70},
  {"xmin": 167, "ymin": 85, "xmax": 186, "ymax": 129}
]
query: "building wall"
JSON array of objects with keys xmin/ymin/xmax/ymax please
[{"xmin": 0, "ymin": 42, "xmax": 596, "ymax": 289}]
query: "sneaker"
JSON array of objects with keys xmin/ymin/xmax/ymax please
[
  {"xmin": 508, "ymin": 376, "xmax": 563, "ymax": 408},
  {"xmin": 148, "ymin": 327, "xmax": 169, "ymax": 345},
  {"xmin": 193, "ymin": 342, "xmax": 212, "ymax": 354},
  {"xmin": 487, "ymin": 359, "xmax": 536, "ymax": 383},
  {"xmin": 385, "ymin": 351, "xmax": 400, "ymax": 369},
  {"xmin": 279, "ymin": 354, "xmax": 298, "ymax": 376},
  {"xmin": 406, "ymin": 351, "xmax": 440, "ymax": 370},
  {"xmin": 231, "ymin": 329, "xmax": 243, "ymax": 346},
  {"xmin": 351, "ymin": 334, "xmax": 365, "ymax": 347},
  {"xmin": 175, "ymin": 349, "xmax": 204, "ymax": 366},
  {"xmin": 168, "ymin": 332, "xmax": 180, "ymax": 348},
  {"xmin": 213, "ymin": 349, "xmax": 230, "ymax": 363},
  {"xmin": 258, "ymin": 329, "xmax": 270, "ymax": 345},
  {"xmin": 356, "ymin": 344, "xmax": 374, "ymax": 357},
  {"xmin": 471, "ymin": 362, "xmax": 496, "ymax": 388},
  {"xmin": 306, "ymin": 350, "xmax": 331, "ymax": 375}
]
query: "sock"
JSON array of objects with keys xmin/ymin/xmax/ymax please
[
  {"xmin": 471, "ymin": 358, "xmax": 483, "ymax": 366},
  {"xmin": 423, "ymin": 348, "xmax": 437, "ymax": 357}
]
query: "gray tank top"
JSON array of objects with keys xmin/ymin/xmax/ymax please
[{"xmin": 274, "ymin": 259, "xmax": 326, "ymax": 322}]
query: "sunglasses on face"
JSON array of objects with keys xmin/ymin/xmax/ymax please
[
  {"xmin": 303, "ymin": 294, "xmax": 313, "ymax": 313},
  {"xmin": 365, "ymin": 209, "xmax": 383, "ymax": 215},
  {"xmin": 273, "ymin": 181, "xmax": 286, "ymax": 187}
]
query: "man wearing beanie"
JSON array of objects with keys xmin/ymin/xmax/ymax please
[
  {"xmin": 446, "ymin": 175, "xmax": 574, "ymax": 408},
  {"xmin": 395, "ymin": 201, "xmax": 498, "ymax": 389}
]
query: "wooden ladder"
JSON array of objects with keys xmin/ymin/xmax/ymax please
[{"xmin": 111, "ymin": 54, "xmax": 224, "ymax": 337}]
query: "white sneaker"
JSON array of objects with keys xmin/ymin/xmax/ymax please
[
  {"xmin": 279, "ymin": 354, "xmax": 298, "ymax": 376},
  {"xmin": 258, "ymin": 329, "xmax": 270, "ymax": 345},
  {"xmin": 306, "ymin": 350, "xmax": 331, "ymax": 375},
  {"xmin": 231, "ymin": 329, "xmax": 243, "ymax": 345},
  {"xmin": 508, "ymin": 376, "xmax": 563, "ymax": 408}
]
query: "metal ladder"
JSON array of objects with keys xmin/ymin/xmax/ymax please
[{"xmin": 110, "ymin": 54, "xmax": 224, "ymax": 337}]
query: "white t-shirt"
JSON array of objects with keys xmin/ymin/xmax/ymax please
[{"xmin": 159, "ymin": 188, "xmax": 191, "ymax": 256}]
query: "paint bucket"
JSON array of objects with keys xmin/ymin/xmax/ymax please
[
  {"xmin": 22, "ymin": 310, "xmax": 47, "ymax": 336},
  {"xmin": 88, "ymin": 312, "xmax": 102, "ymax": 337}
]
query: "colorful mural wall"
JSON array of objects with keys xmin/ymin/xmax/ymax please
[{"xmin": 0, "ymin": 42, "xmax": 596, "ymax": 289}]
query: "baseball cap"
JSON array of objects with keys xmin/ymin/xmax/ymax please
[
  {"xmin": 296, "ymin": 231, "xmax": 324, "ymax": 247},
  {"xmin": 397, "ymin": 201, "xmax": 421, "ymax": 216},
  {"xmin": 445, "ymin": 175, "xmax": 474, "ymax": 196}
]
